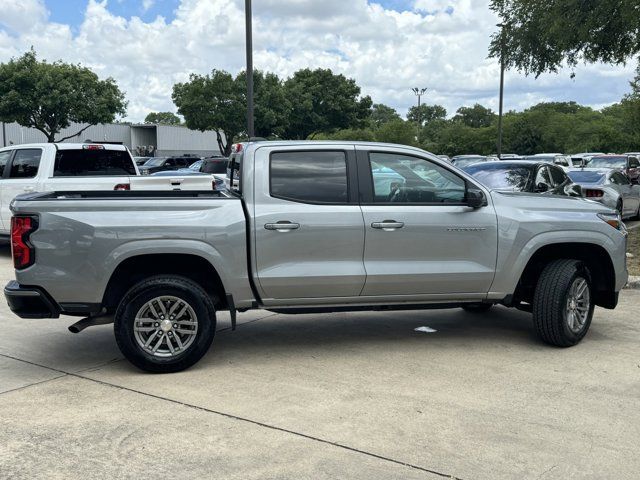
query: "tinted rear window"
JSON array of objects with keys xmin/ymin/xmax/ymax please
[
  {"xmin": 270, "ymin": 151, "xmax": 348, "ymax": 203},
  {"xmin": 465, "ymin": 164, "xmax": 533, "ymax": 190},
  {"xmin": 54, "ymin": 149, "xmax": 136, "ymax": 176},
  {"xmin": 201, "ymin": 160, "xmax": 228, "ymax": 174}
]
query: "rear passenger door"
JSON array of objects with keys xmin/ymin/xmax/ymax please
[
  {"xmin": 357, "ymin": 147, "xmax": 498, "ymax": 297},
  {"xmin": 0, "ymin": 148, "xmax": 43, "ymax": 231},
  {"xmin": 253, "ymin": 147, "xmax": 366, "ymax": 300}
]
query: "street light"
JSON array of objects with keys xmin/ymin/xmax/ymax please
[
  {"xmin": 245, "ymin": 0, "xmax": 254, "ymax": 139},
  {"xmin": 497, "ymin": 23, "xmax": 506, "ymax": 159},
  {"xmin": 412, "ymin": 87, "xmax": 427, "ymax": 140}
]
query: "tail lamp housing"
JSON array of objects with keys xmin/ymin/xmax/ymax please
[{"xmin": 11, "ymin": 216, "xmax": 38, "ymax": 270}]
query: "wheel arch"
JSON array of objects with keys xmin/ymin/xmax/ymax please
[
  {"xmin": 102, "ymin": 253, "xmax": 228, "ymax": 312},
  {"xmin": 514, "ymin": 242, "xmax": 617, "ymax": 309}
]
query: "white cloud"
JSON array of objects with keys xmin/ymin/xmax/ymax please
[{"xmin": 0, "ymin": 0, "xmax": 635, "ymax": 122}]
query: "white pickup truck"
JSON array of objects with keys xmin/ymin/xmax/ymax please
[{"xmin": 0, "ymin": 143, "xmax": 218, "ymax": 237}]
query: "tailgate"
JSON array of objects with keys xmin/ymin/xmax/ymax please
[{"xmin": 130, "ymin": 175, "xmax": 215, "ymax": 191}]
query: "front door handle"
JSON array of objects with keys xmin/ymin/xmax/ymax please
[
  {"xmin": 264, "ymin": 221, "xmax": 300, "ymax": 232},
  {"xmin": 371, "ymin": 220, "xmax": 404, "ymax": 230}
]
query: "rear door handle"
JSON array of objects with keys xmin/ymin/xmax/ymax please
[
  {"xmin": 264, "ymin": 221, "xmax": 300, "ymax": 231},
  {"xmin": 371, "ymin": 220, "xmax": 404, "ymax": 230}
]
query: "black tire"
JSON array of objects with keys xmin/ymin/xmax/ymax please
[
  {"xmin": 532, "ymin": 259, "xmax": 594, "ymax": 347},
  {"xmin": 114, "ymin": 275, "xmax": 216, "ymax": 373},
  {"xmin": 461, "ymin": 303, "xmax": 493, "ymax": 313}
]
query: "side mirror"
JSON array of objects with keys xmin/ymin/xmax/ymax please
[
  {"xmin": 466, "ymin": 188, "xmax": 486, "ymax": 208},
  {"xmin": 535, "ymin": 182, "xmax": 549, "ymax": 193}
]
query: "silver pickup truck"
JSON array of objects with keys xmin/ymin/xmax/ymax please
[{"xmin": 4, "ymin": 141, "xmax": 628, "ymax": 373}]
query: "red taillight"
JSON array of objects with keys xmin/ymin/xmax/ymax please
[
  {"xmin": 232, "ymin": 143, "xmax": 243, "ymax": 153},
  {"xmin": 585, "ymin": 189, "xmax": 603, "ymax": 198},
  {"xmin": 83, "ymin": 144, "xmax": 105, "ymax": 150},
  {"xmin": 114, "ymin": 183, "xmax": 130, "ymax": 191},
  {"xmin": 212, "ymin": 179, "xmax": 217, "ymax": 191},
  {"xmin": 11, "ymin": 216, "xmax": 38, "ymax": 270}
]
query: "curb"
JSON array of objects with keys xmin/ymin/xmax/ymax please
[{"xmin": 624, "ymin": 276, "xmax": 640, "ymax": 290}]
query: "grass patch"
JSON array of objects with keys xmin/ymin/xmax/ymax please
[{"xmin": 628, "ymin": 226, "xmax": 639, "ymax": 276}]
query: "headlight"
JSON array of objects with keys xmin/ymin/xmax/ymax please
[{"xmin": 597, "ymin": 212, "xmax": 627, "ymax": 235}]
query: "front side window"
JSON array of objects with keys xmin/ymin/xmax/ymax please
[
  {"xmin": 54, "ymin": 149, "xmax": 136, "ymax": 176},
  {"xmin": 369, "ymin": 152, "xmax": 465, "ymax": 203},
  {"xmin": 629, "ymin": 157, "xmax": 640, "ymax": 168},
  {"xmin": 270, "ymin": 151, "xmax": 348, "ymax": 203},
  {"xmin": 9, "ymin": 149, "xmax": 42, "ymax": 178},
  {"xmin": 0, "ymin": 150, "xmax": 11, "ymax": 177}
]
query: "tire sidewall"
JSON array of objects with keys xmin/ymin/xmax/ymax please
[{"xmin": 115, "ymin": 277, "xmax": 215, "ymax": 373}]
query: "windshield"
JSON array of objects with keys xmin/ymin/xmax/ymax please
[
  {"xmin": 465, "ymin": 164, "xmax": 532, "ymax": 190},
  {"xmin": 453, "ymin": 157, "xmax": 486, "ymax": 168},
  {"xmin": 143, "ymin": 158, "xmax": 165, "ymax": 166},
  {"xmin": 588, "ymin": 156, "xmax": 626, "ymax": 168},
  {"xmin": 567, "ymin": 171, "xmax": 606, "ymax": 184},
  {"xmin": 54, "ymin": 149, "xmax": 136, "ymax": 176}
]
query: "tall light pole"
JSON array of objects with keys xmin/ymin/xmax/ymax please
[
  {"xmin": 497, "ymin": 23, "xmax": 505, "ymax": 159},
  {"xmin": 412, "ymin": 87, "xmax": 427, "ymax": 140},
  {"xmin": 245, "ymin": 0, "xmax": 254, "ymax": 139}
]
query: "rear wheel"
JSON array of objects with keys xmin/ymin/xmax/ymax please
[
  {"xmin": 114, "ymin": 275, "xmax": 216, "ymax": 373},
  {"xmin": 533, "ymin": 260, "xmax": 594, "ymax": 347},
  {"xmin": 461, "ymin": 303, "xmax": 493, "ymax": 313}
]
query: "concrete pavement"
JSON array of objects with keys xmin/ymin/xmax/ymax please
[{"xmin": 0, "ymin": 244, "xmax": 639, "ymax": 479}]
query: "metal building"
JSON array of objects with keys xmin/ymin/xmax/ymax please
[{"xmin": 0, "ymin": 121, "xmax": 223, "ymax": 157}]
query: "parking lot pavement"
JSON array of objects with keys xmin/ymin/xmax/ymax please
[{"xmin": 1, "ymin": 245, "xmax": 639, "ymax": 480}]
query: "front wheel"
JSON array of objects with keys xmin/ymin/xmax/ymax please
[
  {"xmin": 532, "ymin": 260, "xmax": 594, "ymax": 347},
  {"xmin": 114, "ymin": 275, "xmax": 216, "ymax": 373}
]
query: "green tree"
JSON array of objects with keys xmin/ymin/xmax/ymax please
[
  {"xmin": 172, "ymin": 69, "xmax": 245, "ymax": 156},
  {"xmin": 453, "ymin": 104, "xmax": 495, "ymax": 128},
  {"xmin": 489, "ymin": 0, "xmax": 640, "ymax": 76},
  {"xmin": 0, "ymin": 50, "xmax": 126, "ymax": 142},
  {"xmin": 407, "ymin": 104, "xmax": 447, "ymax": 126},
  {"xmin": 370, "ymin": 103, "xmax": 401, "ymax": 128},
  {"xmin": 144, "ymin": 111, "xmax": 181, "ymax": 125},
  {"xmin": 237, "ymin": 70, "xmax": 290, "ymax": 139},
  {"xmin": 375, "ymin": 119, "xmax": 415, "ymax": 146},
  {"xmin": 314, "ymin": 128, "xmax": 376, "ymax": 142},
  {"xmin": 283, "ymin": 68, "xmax": 372, "ymax": 139}
]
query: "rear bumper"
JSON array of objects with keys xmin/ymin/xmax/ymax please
[{"xmin": 4, "ymin": 281, "xmax": 60, "ymax": 319}]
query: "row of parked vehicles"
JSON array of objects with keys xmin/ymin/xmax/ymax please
[{"xmin": 440, "ymin": 152, "xmax": 640, "ymax": 220}]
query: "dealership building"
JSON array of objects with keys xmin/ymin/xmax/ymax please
[{"xmin": 0, "ymin": 121, "xmax": 223, "ymax": 157}]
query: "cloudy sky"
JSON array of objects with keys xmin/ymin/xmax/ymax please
[{"xmin": 0, "ymin": 0, "xmax": 636, "ymax": 122}]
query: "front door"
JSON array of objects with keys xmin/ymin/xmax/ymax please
[
  {"xmin": 357, "ymin": 148, "xmax": 498, "ymax": 297},
  {"xmin": 253, "ymin": 147, "xmax": 366, "ymax": 300}
]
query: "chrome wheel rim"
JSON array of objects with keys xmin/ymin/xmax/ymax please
[
  {"xmin": 565, "ymin": 277, "xmax": 590, "ymax": 334},
  {"xmin": 133, "ymin": 296, "xmax": 198, "ymax": 358}
]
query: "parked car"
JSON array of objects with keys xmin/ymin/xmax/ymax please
[
  {"xmin": 463, "ymin": 161, "xmax": 582, "ymax": 197},
  {"xmin": 133, "ymin": 156, "xmax": 152, "ymax": 166},
  {"xmin": 525, "ymin": 154, "xmax": 572, "ymax": 170},
  {"xmin": 139, "ymin": 156, "xmax": 199, "ymax": 175},
  {"xmin": 5, "ymin": 141, "xmax": 627, "ymax": 373},
  {"xmin": 498, "ymin": 153, "xmax": 522, "ymax": 160},
  {"xmin": 567, "ymin": 169, "xmax": 640, "ymax": 219},
  {"xmin": 450, "ymin": 155, "xmax": 490, "ymax": 168},
  {"xmin": 0, "ymin": 144, "xmax": 218, "ymax": 238},
  {"xmin": 570, "ymin": 152, "xmax": 605, "ymax": 167},
  {"xmin": 586, "ymin": 155, "xmax": 640, "ymax": 184}
]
